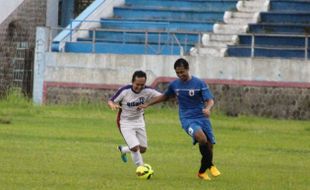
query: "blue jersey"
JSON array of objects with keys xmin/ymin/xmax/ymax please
[{"xmin": 164, "ymin": 76, "xmax": 214, "ymax": 121}]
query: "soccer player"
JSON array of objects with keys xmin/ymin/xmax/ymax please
[
  {"xmin": 108, "ymin": 70, "xmax": 161, "ymax": 169},
  {"xmin": 138, "ymin": 58, "xmax": 221, "ymax": 180}
]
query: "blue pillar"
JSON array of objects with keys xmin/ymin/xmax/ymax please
[{"xmin": 60, "ymin": 0, "xmax": 75, "ymax": 27}]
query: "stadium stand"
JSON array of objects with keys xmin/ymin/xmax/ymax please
[
  {"xmin": 53, "ymin": 0, "xmax": 310, "ymax": 59},
  {"xmin": 53, "ymin": 0, "xmax": 238, "ymax": 55},
  {"xmin": 227, "ymin": 0, "xmax": 310, "ymax": 59}
]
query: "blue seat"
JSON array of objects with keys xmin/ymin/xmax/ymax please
[
  {"xmin": 237, "ymin": 35, "xmax": 306, "ymax": 47},
  {"xmin": 227, "ymin": 46, "xmax": 308, "ymax": 59},
  {"xmin": 260, "ymin": 12, "xmax": 310, "ymax": 24},
  {"xmin": 125, "ymin": 0, "xmax": 238, "ymax": 12},
  {"xmin": 248, "ymin": 23, "xmax": 310, "ymax": 35},
  {"xmin": 227, "ymin": 0, "xmax": 310, "ymax": 59},
  {"xmin": 114, "ymin": 7, "xmax": 224, "ymax": 22},
  {"xmin": 100, "ymin": 19, "xmax": 214, "ymax": 33},
  {"xmin": 269, "ymin": 0, "xmax": 310, "ymax": 12},
  {"xmin": 65, "ymin": 41, "xmax": 190, "ymax": 55},
  {"xmin": 57, "ymin": 0, "xmax": 237, "ymax": 55}
]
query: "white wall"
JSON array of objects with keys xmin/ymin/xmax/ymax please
[
  {"xmin": 33, "ymin": 27, "xmax": 310, "ymax": 105},
  {"xmin": 43, "ymin": 53, "xmax": 310, "ymax": 85},
  {"xmin": 0, "ymin": 0, "xmax": 24, "ymax": 24}
]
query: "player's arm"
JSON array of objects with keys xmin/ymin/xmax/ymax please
[
  {"xmin": 202, "ymin": 99, "xmax": 214, "ymax": 117},
  {"xmin": 201, "ymin": 80, "xmax": 214, "ymax": 118},
  {"xmin": 138, "ymin": 94, "xmax": 168, "ymax": 109},
  {"xmin": 108, "ymin": 86, "xmax": 126, "ymax": 111},
  {"xmin": 107, "ymin": 100, "xmax": 121, "ymax": 111}
]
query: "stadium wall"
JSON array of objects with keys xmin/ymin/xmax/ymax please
[
  {"xmin": 34, "ymin": 45, "xmax": 310, "ymax": 119},
  {"xmin": 0, "ymin": 0, "xmax": 52, "ymax": 96}
]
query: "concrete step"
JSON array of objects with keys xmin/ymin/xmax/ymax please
[
  {"xmin": 243, "ymin": 0, "xmax": 266, "ymax": 7},
  {"xmin": 237, "ymin": 6, "xmax": 266, "ymax": 12},
  {"xmin": 224, "ymin": 17, "xmax": 256, "ymax": 24},
  {"xmin": 214, "ymin": 23, "xmax": 248, "ymax": 34},
  {"xmin": 230, "ymin": 11, "xmax": 256, "ymax": 18},
  {"xmin": 237, "ymin": 0, "xmax": 269, "ymax": 12},
  {"xmin": 224, "ymin": 10, "xmax": 260, "ymax": 24},
  {"xmin": 196, "ymin": 46, "xmax": 227, "ymax": 57},
  {"xmin": 202, "ymin": 40, "xmax": 230, "ymax": 47},
  {"xmin": 197, "ymin": 0, "xmax": 271, "ymax": 57},
  {"xmin": 204, "ymin": 33, "xmax": 238, "ymax": 42}
]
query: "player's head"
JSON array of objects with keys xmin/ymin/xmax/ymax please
[
  {"xmin": 131, "ymin": 70, "xmax": 147, "ymax": 93},
  {"xmin": 174, "ymin": 58, "xmax": 190, "ymax": 81}
]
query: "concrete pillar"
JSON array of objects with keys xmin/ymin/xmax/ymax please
[
  {"xmin": 46, "ymin": 0, "xmax": 59, "ymax": 38},
  {"xmin": 33, "ymin": 27, "xmax": 49, "ymax": 105}
]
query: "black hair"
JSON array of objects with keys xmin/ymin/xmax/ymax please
[
  {"xmin": 132, "ymin": 70, "xmax": 147, "ymax": 83},
  {"xmin": 174, "ymin": 58, "xmax": 189, "ymax": 70}
]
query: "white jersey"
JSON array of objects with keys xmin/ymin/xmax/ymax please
[{"xmin": 110, "ymin": 85, "xmax": 161, "ymax": 126}]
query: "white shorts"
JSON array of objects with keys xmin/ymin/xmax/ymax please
[{"xmin": 120, "ymin": 124, "xmax": 147, "ymax": 149}]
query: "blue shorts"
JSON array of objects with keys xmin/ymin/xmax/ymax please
[{"xmin": 181, "ymin": 118, "xmax": 216, "ymax": 145}]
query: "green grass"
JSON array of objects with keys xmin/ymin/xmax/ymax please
[{"xmin": 0, "ymin": 93, "xmax": 309, "ymax": 190}]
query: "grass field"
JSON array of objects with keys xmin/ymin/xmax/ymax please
[{"xmin": 0, "ymin": 92, "xmax": 309, "ymax": 190}]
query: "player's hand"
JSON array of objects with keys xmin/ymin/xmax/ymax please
[
  {"xmin": 202, "ymin": 108, "xmax": 211, "ymax": 118},
  {"xmin": 109, "ymin": 103, "xmax": 121, "ymax": 111},
  {"xmin": 137, "ymin": 104, "xmax": 148, "ymax": 110}
]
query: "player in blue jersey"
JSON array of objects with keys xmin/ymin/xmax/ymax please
[{"xmin": 138, "ymin": 58, "xmax": 221, "ymax": 180}]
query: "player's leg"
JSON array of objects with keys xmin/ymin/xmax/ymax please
[
  {"xmin": 129, "ymin": 145, "xmax": 144, "ymax": 166},
  {"xmin": 139, "ymin": 146, "xmax": 147, "ymax": 154},
  {"xmin": 120, "ymin": 126, "xmax": 144, "ymax": 166},
  {"xmin": 185, "ymin": 123, "xmax": 211, "ymax": 180},
  {"xmin": 201, "ymin": 121, "xmax": 221, "ymax": 177},
  {"xmin": 194, "ymin": 129, "xmax": 213, "ymax": 172},
  {"xmin": 118, "ymin": 145, "xmax": 130, "ymax": 163},
  {"xmin": 117, "ymin": 113, "xmax": 129, "ymax": 162},
  {"xmin": 130, "ymin": 126, "xmax": 149, "ymax": 166},
  {"xmin": 136, "ymin": 126, "xmax": 148, "ymax": 154}
]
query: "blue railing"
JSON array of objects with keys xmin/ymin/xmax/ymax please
[
  {"xmin": 52, "ymin": 0, "xmax": 107, "ymax": 52},
  {"xmin": 50, "ymin": 20, "xmax": 202, "ymax": 55},
  {"xmin": 228, "ymin": 33, "xmax": 309, "ymax": 60}
]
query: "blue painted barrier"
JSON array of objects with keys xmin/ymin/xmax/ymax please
[
  {"xmin": 100, "ymin": 19, "xmax": 214, "ymax": 32},
  {"xmin": 248, "ymin": 23, "xmax": 310, "ymax": 34},
  {"xmin": 260, "ymin": 12, "xmax": 310, "ymax": 24},
  {"xmin": 270, "ymin": 0, "xmax": 310, "ymax": 12},
  {"xmin": 114, "ymin": 7, "xmax": 224, "ymax": 22},
  {"xmin": 125, "ymin": 0, "xmax": 238, "ymax": 11},
  {"xmin": 227, "ymin": 46, "xmax": 309, "ymax": 59},
  {"xmin": 238, "ymin": 35, "xmax": 306, "ymax": 47},
  {"xmin": 65, "ymin": 41, "xmax": 191, "ymax": 55}
]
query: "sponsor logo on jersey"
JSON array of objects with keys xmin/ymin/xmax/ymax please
[
  {"xmin": 127, "ymin": 97, "xmax": 145, "ymax": 107},
  {"xmin": 189, "ymin": 89, "xmax": 195, "ymax": 96}
]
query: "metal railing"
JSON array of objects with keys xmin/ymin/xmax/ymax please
[
  {"xmin": 247, "ymin": 33, "xmax": 309, "ymax": 60},
  {"xmin": 51, "ymin": 19, "xmax": 310, "ymax": 60},
  {"xmin": 51, "ymin": 19, "xmax": 203, "ymax": 55}
]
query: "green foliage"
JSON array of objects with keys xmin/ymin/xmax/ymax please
[
  {"xmin": 0, "ymin": 97, "xmax": 309, "ymax": 190},
  {"xmin": 1, "ymin": 88, "xmax": 31, "ymax": 107}
]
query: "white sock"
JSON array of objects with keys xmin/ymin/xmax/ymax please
[
  {"xmin": 120, "ymin": 146, "xmax": 130, "ymax": 154},
  {"xmin": 131, "ymin": 150, "xmax": 144, "ymax": 166}
]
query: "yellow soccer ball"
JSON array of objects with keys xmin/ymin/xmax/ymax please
[{"xmin": 136, "ymin": 164, "xmax": 154, "ymax": 179}]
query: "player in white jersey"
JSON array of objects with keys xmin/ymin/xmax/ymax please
[{"xmin": 108, "ymin": 70, "xmax": 161, "ymax": 167}]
